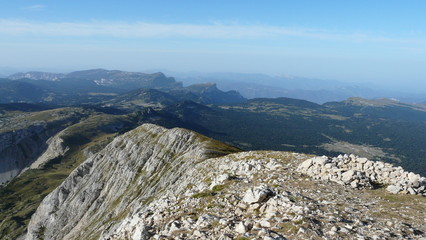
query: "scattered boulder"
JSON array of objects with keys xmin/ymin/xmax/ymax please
[
  {"xmin": 210, "ymin": 173, "xmax": 232, "ymax": 189},
  {"xmin": 386, "ymin": 184, "xmax": 402, "ymax": 194},
  {"xmin": 235, "ymin": 221, "xmax": 248, "ymax": 234},
  {"xmin": 242, "ymin": 186, "xmax": 275, "ymax": 204}
]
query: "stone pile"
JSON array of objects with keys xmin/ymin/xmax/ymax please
[{"xmin": 297, "ymin": 154, "xmax": 426, "ymax": 196}]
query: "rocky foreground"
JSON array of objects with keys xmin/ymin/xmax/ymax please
[{"xmin": 25, "ymin": 124, "xmax": 426, "ymax": 240}]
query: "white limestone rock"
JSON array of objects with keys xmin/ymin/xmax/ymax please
[
  {"xmin": 242, "ymin": 187, "xmax": 275, "ymax": 204},
  {"xmin": 235, "ymin": 221, "xmax": 248, "ymax": 234}
]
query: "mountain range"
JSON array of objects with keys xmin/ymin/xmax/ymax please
[
  {"xmin": 169, "ymin": 71, "xmax": 426, "ymax": 104},
  {"xmin": 0, "ymin": 69, "xmax": 245, "ymax": 106},
  {"xmin": 1, "ymin": 68, "xmax": 426, "ymax": 239}
]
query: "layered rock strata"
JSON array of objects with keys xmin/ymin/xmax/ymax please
[{"xmin": 25, "ymin": 124, "xmax": 238, "ymax": 240}]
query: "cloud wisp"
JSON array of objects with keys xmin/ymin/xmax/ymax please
[
  {"xmin": 22, "ymin": 5, "xmax": 46, "ymax": 11},
  {"xmin": 0, "ymin": 19, "xmax": 425, "ymax": 45}
]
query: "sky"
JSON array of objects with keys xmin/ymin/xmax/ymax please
[{"xmin": 0, "ymin": 0, "xmax": 426, "ymax": 89}]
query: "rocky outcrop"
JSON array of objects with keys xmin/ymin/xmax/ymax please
[
  {"xmin": 25, "ymin": 124, "xmax": 238, "ymax": 240},
  {"xmin": 297, "ymin": 154, "xmax": 426, "ymax": 196},
  {"xmin": 27, "ymin": 129, "xmax": 69, "ymax": 170}
]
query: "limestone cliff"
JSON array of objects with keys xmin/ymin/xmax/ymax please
[
  {"xmin": 25, "ymin": 124, "xmax": 238, "ymax": 240},
  {"xmin": 27, "ymin": 129, "xmax": 69, "ymax": 170},
  {"xmin": 0, "ymin": 108, "xmax": 85, "ymax": 186},
  {"xmin": 25, "ymin": 124, "xmax": 426, "ymax": 240},
  {"xmin": 0, "ymin": 125, "xmax": 64, "ymax": 185}
]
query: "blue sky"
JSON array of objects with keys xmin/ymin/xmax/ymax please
[{"xmin": 1, "ymin": 0, "xmax": 425, "ymax": 88}]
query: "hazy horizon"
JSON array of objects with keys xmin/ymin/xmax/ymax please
[{"xmin": 1, "ymin": 1, "xmax": 426, "ymax": 91}]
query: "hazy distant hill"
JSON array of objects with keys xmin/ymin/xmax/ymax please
[
  {"xmin": 9, "ymin": 69, "xmax": 182, "ymax": 90},
  {"xmin": 169, "ymin": 82, "xmax": 246, "ymax": 105},
  {"xmin": 66, "ymin": 69, "xmax": 182, "ymax": 90},
  {"xmin": 104, "ymin": 88, "xmax": 178, "ymax": 110},
  {"xmin": 2, "ymin": 69, "xmax": 246, "ymax": 106},
  {"xmin": 175, "ymin": 72, "xmax": 349, "ymax": 90},
  {"xmin": 9, "ymin": 71, "xmax": 65, "ymax": 81},
  {"xmin": 0, "ymin": 79, "xmax": 48, "ymax": 103},
  {"xmin": 104, "ymin": 83, "xmax": 246, "ymax": 112},
  {"xmin": 170, "ymin": 71, "xmax": 426, "ymax": 104}
]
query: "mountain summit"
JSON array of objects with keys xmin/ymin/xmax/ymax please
[{"xmin": 24, "ymin": 124, "xmax": 426, "ymax": 240}]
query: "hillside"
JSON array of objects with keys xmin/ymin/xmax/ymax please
[
  {"xmin": 153, "ymin": 97, "xmax": 426, "ymax": 175},
  {"xmin": 0, "ymin": 80, "xmax": 48, "ymax": 103},
  {"xmin": 23, "ymin": 124, "xmax": 426, "ymax": 240},
  {"xmin": 104, "ymin": 88, "xmax": 178, "ymax": 111}
]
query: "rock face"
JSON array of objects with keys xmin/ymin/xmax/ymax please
[
  {"xmin": 297, "ymin": 154, "xmax": 426, "ymax": 196},
  {"xmin": 0, "ymin": 108, "xmax": 86, "ymax": 186},
  {"xmin": 242, "ymin": 186, "xmax": 275, "ymax": 204},
  {"xmin": 27, "ymin": 129, "xmax": 69, "ymax": 170},
  {"xmin": 25, "ymin": 124, "xmax": 238, "ymax": 240},
  {"xmin": 25, "ymin": 124, "xmax": 426, "ymax": 240},
  {"xmin": 0, "ymin": 125, "xmax": 61, "ymax": 185}
]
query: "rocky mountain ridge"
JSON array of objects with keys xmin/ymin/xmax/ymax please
[
  {"xmin": 23, "ymin": 124, "xmax": 426, "ymax": 240},
  {"xmin": 1, "ymin": 69, "xmax": 246, "ymax": 106},
  {"xmin": 8, "ymin": 72, "xmax": 65, "ymax": 81},
  {"xmin": 8, "ymin": 69, "xmax": 179, "ymax": 90}
]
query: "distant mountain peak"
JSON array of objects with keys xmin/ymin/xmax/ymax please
[
  {"xmin": 185, "ymin": 82, "xmax": 217, "ymax": 93},
  {"xmin": 8, "ymin": 71, "xmax": 65, "ymax": 81},
  {"xmin": 64, "ymin": 69, "xmax": 182, "ymax": 90},
  {"xmin": 344, "ymin": 97, "xmax": 401, "ymax": 107}
]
